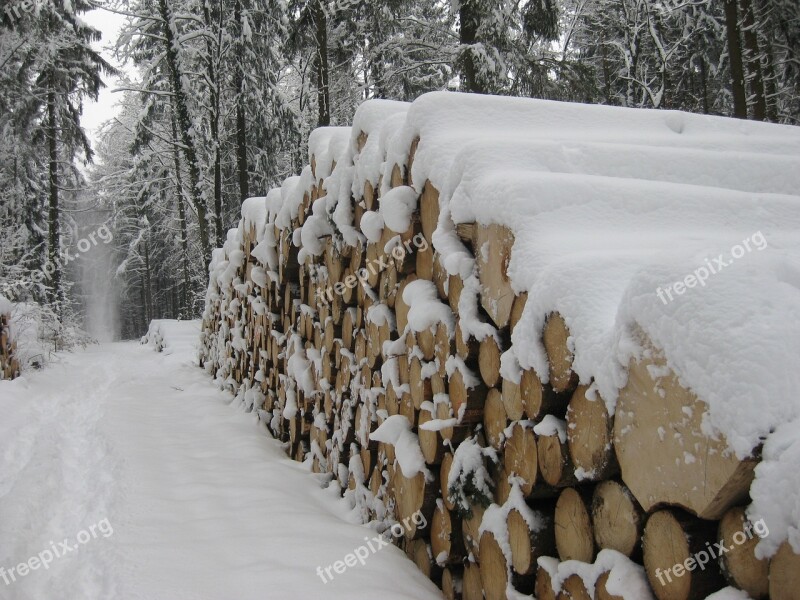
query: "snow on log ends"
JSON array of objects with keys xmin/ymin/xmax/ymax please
[{"xmin": 199, "ymin": 92, "xmax": 800, "ymax": 596}]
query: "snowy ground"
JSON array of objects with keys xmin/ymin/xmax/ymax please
[{"xmin": 0, "ymin": 334, "xmax": 442, "ymax": 600}]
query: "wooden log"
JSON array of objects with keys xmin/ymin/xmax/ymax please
[
  {"xmin": 479, "ymin": 530, "xmax": 509, "ymax": 600},
  {"xmin": 420, "ymin": 181, "xmax": 440, "ymax": 242},
  {"xmin": 431, "ymin": 501, "xmax": 466, "ymax": 565},
  {"xmin": 462, "ymin": 504, "xmax": 486, "ymax": 562},
  {"xmin": 554, "ymin": 487, "xmax": 595, "ymax": 563},
  {"xmin": 410, "ymin": 356, "xmax": 433, "ymax": 409},
  {"xmin": 769, "ymin": 541, "xmax": 800, "ymax": 600},
  {"xmin": 509, "ymin": 292, "xmax": 527, "ymax": 336},
  {"xmin": 535, "ymin": 560, "xmax": 558, "ymax": 600},
  {"xmin": 416, "ymin": 239, "xmax": 434, "ymax": 280},
  {"xmin": 614, "ymin": 342, "xmax": 757, "ymax": 520},
  {"xmin": 520, "ymin": 368, "xmax": 562, "ymax": 420},
  {"xmin": 448, "ymin": 366, "xmax": 487, "ymax": 426},
  {"xmin": 504, "ymin": 421, "xmax": 538, "ymax": 496},
  {"xmin": 455, "ymin": 319, "xmax": 480, "ymax": 367},
  {"xmin": 642, "ymin": 509, "xmax": 726, "ymax": 600},
  {"xmin": 442, "ymin": 567, "xmax": 463, "ymax": 600},
  {"xmin": 447, "ymin": 273, "xmax": 464, "ymax": 314},
  {"xmin": 502, "ymin": 376, "xmax": 525, "ymax": 421},
  {"xmin": 591, "ymin": 480, "xmax": 644, "ymax": 560},
  {"xmin": 463, "ymin": 561, "xmax": 484, "ymax": 600},
  {"xmin": 542, "ymin": 313, "xmax": 578, "ymax": 394},
  {"xmin": 419, "ymin": 406, "xmax": 445, "ymax": 465},
  {"xmin": 594, "ymin": 572, "xmax": 625, "ymax": 600},
  {"xmin": 432, "ymin": 253, "xmax": 449, "ymax": 300},
  {"xmin": 407, "ymin": 538, "xmax": 443, "ymax": 585},
  {"xmin": 537, "ymin": 419, "xmax": 579, "ymax": 488},
  {"xmin": 478, "ymin": 333, "xmax": 503, "ymax": 389},
  {"xmin": 475, "ymin": 223, "xmax": 515, "ymax": 329},
  {"xmin": 718, "ymin": 506, "xmax": 768, "ymax": 599},
  {"xmin": 407, "ymin": 137, "xmax": 420, "ymax": 185},
  {"xmin": 507, "ymin": 506, "xmax": 556, "ymax": 576},
  {"xmin": 391, "ymin": 163, "xmax": 404, "ymax": 188},
  {"xmin": 483, "ymin": 388, "xmax": 508, "ymax": 451},
  {"xmin": 441, "ymin": 452, "xmax": 456, "ymax": 511},
  {"xmin": 394, "ymin": 468, "xmax": 437, "ymax": 539},
  {"xmin": 566, "ymin": 385, "xmax": 618, "ymax": 481},
  {"xmin": 557, "ymin": 574, "xmax": 592, "ymax": 600}
]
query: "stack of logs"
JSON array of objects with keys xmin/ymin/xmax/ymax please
[
  {"xmin": 200, "ymin": 125, "xmax": 799, "ymax": 600},
  {"xmin": 0, "ymin": 312, "xmax": 19, "ymax": 380}
]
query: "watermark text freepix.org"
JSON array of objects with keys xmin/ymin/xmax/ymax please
[
  {"xmin": 316, "ymin": 510, "xmax": 428, "ymax": 583},
  {"xmin": 1, "ymin": 223, "xmax": 113, "ymax": 300},
  {"xmin": 656, "ymin": 231, "xmax": 767, "ymax": 305},
  {"xmin": 315, "ymin": 233, "xmax": 429, "ymax": 306},
  {"xmin": 1, "ymin": 518, "xmax": 114, "ymax": 586},
  {"xmin": 3, "ymin": 0, "xmax": 47, "ymax": 25},
  {"xmin": 654, "ymin": 517, "xmax": 768, "ymax": 586}
]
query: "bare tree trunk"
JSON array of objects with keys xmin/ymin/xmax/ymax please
[
  {"xmin": 46, "ymin": 88, "xmax": 61, "ymax": 313},
  {"xmin": 234, "ymin": 0, "xmax": 250, "ymax": 202},
  {"xmin": 740, "ymin": 0, "xmax": 767, "ymax": 120},
  {"xmin": 725, "ymin": 0, "xmax": 748, "ymax": 118},
  {"xmin": 170, "ymin": 110, "xmax": 191, "ymax": 317},
  {"xmin": 158, "ymin": 0, "xmax": 211, "ymax": 263},
  {"xmin": 313, "ymin": 0, "xmax": 330, "ymax": 126},
  {"xmin": 459, "ymin": 0, "xmax": 485, "ymax": 94},
  {"xmin": 202, "ymin": 1, "xmax": 224, "ymax": 247}
]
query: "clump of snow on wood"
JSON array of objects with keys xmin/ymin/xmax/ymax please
[
  {"xmin": 380, "ymin": 186, "xmax": 418, "ymax": 232},
  {"xmin": 369, "ymin": 415, "xmax": 429, "ymax": 480},
  {"xmin": 402, "ymin": 280, "xmax": 454, "ymax": 335}
]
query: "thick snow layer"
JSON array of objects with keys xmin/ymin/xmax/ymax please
[
  {"xmin": 309, "ymin": 127, "xmax": 352, "ymax": 181},
  {"xmin": 354, "ymin": 111, "xmax": 410, "ymax": 201},
  {"xmin": 387, "ymin": 91, "xmax": 800, "ymax": 195},
  {"xmin": 749, "ymin": 418, "xmax": 800, "ymax": 557},
  {"xmin": 0, "ymin": 337, "xmax": 441, "ymax": 599},
  {"xmin": 537, "ymin": 550, "xmax": 654, "ymax": 600}
]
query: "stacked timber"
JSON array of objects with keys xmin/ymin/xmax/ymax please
[
  {"xmin": 0, "ymin": 311, "xmax": 19, "ymax": 380},
  {"xmin": 200, "ymin": 93, "xmax": 800, "ymax": 599}
]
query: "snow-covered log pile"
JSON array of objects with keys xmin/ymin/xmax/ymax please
[
  {"xmin": 0, "ymin": 296, "xmax": 19, "ymax": 380},
  {"xmin": 200, "ymin": 92, "xmax": 800, "ymax": 600}
]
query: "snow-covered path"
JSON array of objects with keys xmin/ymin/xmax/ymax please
[{"xmin": 0, "ymin": 340, "xmax": 442, "ymax": 600}]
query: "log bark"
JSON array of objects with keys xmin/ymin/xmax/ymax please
[{"xmin": 642, "ymin": 509, "xmax": 726, "ymax": 600}]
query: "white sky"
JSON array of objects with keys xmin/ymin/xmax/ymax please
[{"xmin": 82, "ymin": 6, "xmax": 130, "ymax": 151}]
